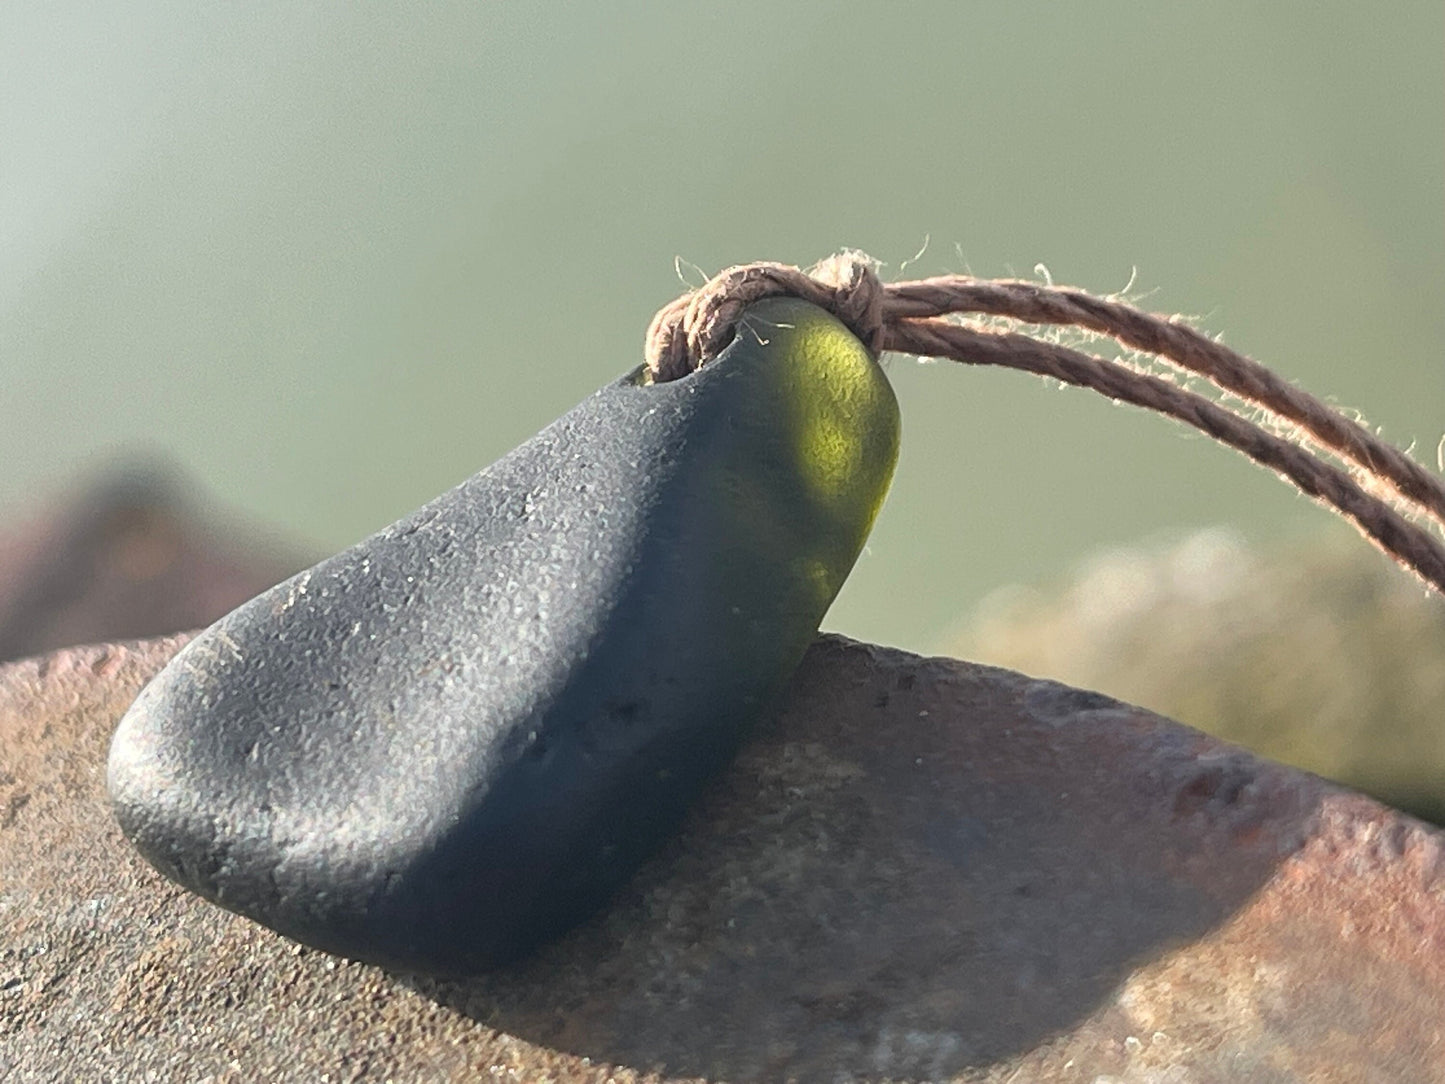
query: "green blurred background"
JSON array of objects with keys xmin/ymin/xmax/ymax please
[{"xmin": 3, "ymin": 1, "xmax": 1442, "ymax": 654}]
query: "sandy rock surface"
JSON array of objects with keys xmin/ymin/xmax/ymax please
[{"xmin": 2, "ymin": 634, "xmax": 1443, "ymax": 1082}]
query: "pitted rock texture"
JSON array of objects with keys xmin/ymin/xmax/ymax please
[{"xmin": 3, "ymin": 635, "xmax": 1444, "ymax": 1082}]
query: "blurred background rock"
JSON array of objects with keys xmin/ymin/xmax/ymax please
[
  {"xmin": 2, "ymin": 5, "xmax": 1441, "ymax": 814},
  {"xmin": 954, "ymin": 529, "xmax": 1445, "ymax": 824},
  {"xmin": 0, "ymin": 464, "xmax": 304, "ymax": 662}
]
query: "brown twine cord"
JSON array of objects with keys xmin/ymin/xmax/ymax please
[
  {"xmin": 644, "ymin": 254, "xmax": 1445, "ymax": 597},
  {"xmin": 892, "ymin": 276, "xmax": 1445, "ymax": 533}
]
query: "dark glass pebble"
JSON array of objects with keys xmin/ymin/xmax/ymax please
[{"xmin": 107, "ymin": 298, "xmax": 899, "ymax": 975}]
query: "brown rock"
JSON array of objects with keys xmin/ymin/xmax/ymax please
[
  {"xmin": 2, "ymin": 635, "xmax": 1443, "ymax": 1081},
  {"xmin": 0, "ymin": 464, "xmax": 304, "ymax": 664}
]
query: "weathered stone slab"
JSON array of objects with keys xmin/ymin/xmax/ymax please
[{"xmin": 2, "ymin": 635, "xmax": 1443, "ymax": 1081}]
